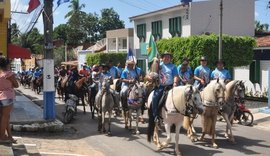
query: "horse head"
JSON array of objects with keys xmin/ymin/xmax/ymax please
[
  {"xmin": 214, "ymin": 79, "xmax": 226, "ymax": 106},
  {"xmin": 101, "ymin": 77, "xmax": 112, "ymax": 92},
  {"xmin": 128, "ymin": 82, "xmax": 145, "ymax": 107},
  {"xmin": 150, "ymin": 57, "xmax": 160, "ymax": 73},
  {"xmin": 185, "ymin": 85, "xmax": 204, "ymax": 115},
  {"xmin": 234, "ymin": 80, "xmax": 245, "ymax": 101}
]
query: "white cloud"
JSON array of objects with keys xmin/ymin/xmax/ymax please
[{"xmin": 255, "ymin": 11, "xmax": 259, "ymax": 17}]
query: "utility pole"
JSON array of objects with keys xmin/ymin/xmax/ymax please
[
  {"xmin": 219, "ymin": 0, "xmax": 223, "ymax": 60},
  {"xmin": 43, "ymin": 0, "xmax": 55, "ymax": 120}
]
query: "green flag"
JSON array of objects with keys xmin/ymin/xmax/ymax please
[{"xmin": 147, "ymin": 34, "xmax": 158, "ymax": 63}]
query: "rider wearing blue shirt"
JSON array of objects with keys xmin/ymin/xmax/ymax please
[
  {"xmin": 108, "ymin": 60, "xmax": 119, "ymax": 79},
  {"xmin": 177, "ymin": 57, "xmax": 193, "ymax": 86},
  {"xmin": 211, "ymin": 60, "xmax": 231, "ymax": 83},
  {"xmin": 116, "ymin": 62, "xmax": 123, "ymax": 78},
  {"xmin": 146, "ymin": 52, "xmax": 178, "ymax": 122},
  {"xmin": 33, "ymin": 68, "xmax": 41, "ymax": 78},
  {"xmin": 193, "ymin": 56, "xmax": 211, "ymax": 90}
]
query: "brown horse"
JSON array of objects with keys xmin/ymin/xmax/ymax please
[{"xmin": 32, "ymin": 76, "xmax": 43, "ymax": 94}]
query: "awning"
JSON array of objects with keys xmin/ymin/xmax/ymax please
[{"xmin": 8, "ymin": 44, "xmax": 31, "ymax": 59}]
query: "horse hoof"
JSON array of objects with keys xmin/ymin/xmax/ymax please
[
  {"xmin": 198, "ymin": 137, "xmax": 204, "ymax": 141},
  {"xmin": 136, "ymin": 130, "xmax": 140, "ymax": 135},
  {"xmin": 107, "ymin": 132, "xmax": 112, "ymax": 136},
  {"xmin": 213, "ymin": 144, "xmax": 219, "ymax": 149},
  {"xmin": 176, "ymin": 151, "xmax": 182, "ymax": 156},
  {"xmin": 125, "ymin": 125, "xmax": 128, "ymax": 129},
  {"xmin": 224, "ymin": 134, "xmax": 229, "ymax": 139}
]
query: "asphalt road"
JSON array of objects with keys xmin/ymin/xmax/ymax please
[{"xmin": 16, "ymin": 87, "xmax": 270, "ymax": 156}]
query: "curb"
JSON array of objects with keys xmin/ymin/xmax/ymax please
[{"xmin": 11, "ymin": 119, "xmax": 64, "ymax": 132}]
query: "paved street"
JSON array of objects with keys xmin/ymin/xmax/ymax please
[{"xmin": 13, "ymin": 86, "xmax": 270, "ymax": 156}]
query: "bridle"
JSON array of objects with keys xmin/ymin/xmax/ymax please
[{"xmin": 127, "ymin": 83, "xmax": 144, "ymax": 105}]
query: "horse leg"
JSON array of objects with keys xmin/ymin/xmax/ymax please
[
  {"xmin": 129, "ymin": 109, "xmax": 132, "ymax": 130},
  {"xmin": 108, "ymin": 111, "xmax": 112, "ymax": 136},
  {"xmin": 224, "ymin": 113, "xmax": 235, "ymax": 143},
  {"xmin": 102, "ymin": 112, "xmax": 106, "ymax": 133},
  {"xmin": 211, "ymin": 116, "xmax": 218, "ymax": 149},
  {"xmin": 81, "ymin": 94, "xmax": 86, "ymax": 114},
  {"xmin": 154, "ymin": 123, "xmax": 162, "ymax": 150},
  {"xmin": 161, "ymin": 123, "xmax": 172, "ymax": 148},
  {"xmin": 123, "ymin": 110, "xmax": 128, "ymax": 129},
  {"xmin": 135, "ymin": 109, "xmax": 141, "ymax": 134},
  {"xmin": 175, "ymin": 123, "xmax": 182, "ymax": 156}
]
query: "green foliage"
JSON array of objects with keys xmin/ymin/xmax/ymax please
[
  {"xmin": 157, "ymin": 34, "xmax": 256, "ymax": 69},
  {"xmin": 54, "ymin": 46, "xmax": 76, "ymax": 67},
  {"xmin": 99, "ymin": 8, "xmax": 125, "ymax": 39},
  {"xmin": 53, "ymin": 24, "xmax": 69, "ymax": 42},
  {"xmin": 86, "ymin": 52, "xmax": 127, "ymax": 66}
]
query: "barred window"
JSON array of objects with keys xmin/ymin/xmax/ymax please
[
  {"xmin": 169, "ymin": 17, "xmax": 182, "ymax": 37},
  {"xmin": 137, "ymin": 24, "xmax": 146, "ymax": 42},
  {"xmin": 151, "ymin": 20, "xmax": 162, "ymax": 41}
]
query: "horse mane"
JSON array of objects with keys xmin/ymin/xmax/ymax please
[
  {"xmin": 201, "ymin": 80, "xmax": 226, "ymax": 104},
  {"xmin": 225, "ymin": 80, "xmax": 237, "ymax": 101},
  {"xmin": 150, "ymin": 57, "xmax": 160, "ymax": 73}
]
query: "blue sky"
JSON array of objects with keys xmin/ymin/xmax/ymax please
[{"xmin": 11, "ymin": 0, "xmax": 270, "ymax": 34}]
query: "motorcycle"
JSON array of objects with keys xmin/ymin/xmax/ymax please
[
  {"xmin": 218, "ymin": 99, "xmax": 254, "ymax": 126},
  {"xmin": 63, "ymin": 94, "xmax": 78, "ymax": 124},
  {"xmin": 233, "ymin": 99, "xmax": 254, "ymax": 126}
]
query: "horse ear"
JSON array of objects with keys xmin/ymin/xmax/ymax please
[
  {"xmin": 189, "ymin": 86, "xmax": 193, "ymax": 93},
  {"xmin": 217, "ymin": 78, "xmax": 219, "ymax": 83},
  {"xmin": 224, "ymin": 79, "xmax": 226, "ymax": 83}
]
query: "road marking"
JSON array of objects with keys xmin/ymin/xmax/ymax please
[{"xmin": 39, "ymin": 152, "xmax": 88, "ymax": 156}]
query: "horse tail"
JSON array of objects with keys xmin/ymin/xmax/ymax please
[
  {"xmin": 183, "ymin": 116, "xmax": 190, "ymax": 130},
  {"xmin": 147, "ymin": 103, "xmax": 154, "ymax": 142}
]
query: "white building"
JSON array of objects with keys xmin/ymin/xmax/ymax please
[{"xmin": 130, "ymin": 0, "xmax": 254, "ymax": 51}]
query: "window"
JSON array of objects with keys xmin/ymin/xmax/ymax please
[
  {"xmin": 169, "ymin": 17, "xmax": 182, "ymax": 37},
  {"xmin": 249, "ymin": 60, "xmax": 260, "ymax": 83},
  {"xmin": 137, "ymin": 24, "xmax": 146, "ymax": 42},
  {"xmin": 151, "ymin": 20, "xmax": 162, "ymax": 41},
  {"xmin": 122, "ymin": 38, "xmax": 127, "ymax": 49}
]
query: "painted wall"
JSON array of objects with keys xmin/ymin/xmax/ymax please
[
  {"xmin": 261, "ymin": 61, "xmax": 270, "ymax": 91},
  {"xmin": 0, "ymin": 0, "xmax": 10, "ymax": 56},
  {"xmin": 133, "ymin": 9, "xmax": 190, "ymax": 50},
  {"xmin": 190, "ymin": 0, "xmax": 254, "ymax": 36}
]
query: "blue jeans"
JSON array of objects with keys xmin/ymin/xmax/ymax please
[{"xmin": 152, "ymin": 85, "xmax": 164, "ymax": 118}]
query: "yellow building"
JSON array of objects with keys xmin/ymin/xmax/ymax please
[{"xmin": 0, "ymin": 0, "xmax": 11, "ymax": 56}]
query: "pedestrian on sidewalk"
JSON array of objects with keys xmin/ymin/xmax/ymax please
[{"xmin": 0, "ymin": 57, "xmax": 19, "ymax": 143}]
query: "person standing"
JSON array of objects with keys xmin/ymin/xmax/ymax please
[
  {"xmin": 193, "ymin": 56, "xmax": 211, "ymax": 90},
  {"xmin": 211, "ymin": 60, "xmax": 231, "ymax": 83},
  {"xmin": 0, "ymin": 57, "xmax": 19, "ymax": 143}
]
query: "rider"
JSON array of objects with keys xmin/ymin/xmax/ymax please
[
  {"xmin": 211, "ymin": 60, "xmax": 231, "ymax": 83},
  {"xmin": 79, "ymin": 65, "xmax": 89, "ymax": 77},
  {"xmin": 193, "ymin": 56, "xmax": 211, "ymax": 90},
  {"xmin": 108, "ymin": 60, "xmax": 119, "ymax": 79},
  {"xmin": 146, "ymin": 52, "xmax": 178, "ymax": 122},
  {"xmin": 120, "ymin": 60, "xmax": 138, "ymax": 106},
  {"xmin": 116, "ymin": 62, "xmax": 123, "ymax": 78},
  {"xmin": 177, "ymin": 57, "xmax": 193, "ymax": 86}
]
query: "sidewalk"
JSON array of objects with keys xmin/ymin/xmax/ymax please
[{"xmin": 10, "ymin": 91, "xmax": 64, "ymax": 132}]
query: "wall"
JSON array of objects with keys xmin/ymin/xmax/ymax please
[
  {"xmin": 261, "ymin": 61, "xmax": 270, "ymax": 91},
  {"xmin": 190, "ymin": 0, "xmax": 254, "ymax": 36},
  {"xmin": 0, "ymin": 0, "xmax": 10, "ymax": 56},
  {"xmin": 133, "ymin": 9, "xmax": 190, "ymax": 50}
]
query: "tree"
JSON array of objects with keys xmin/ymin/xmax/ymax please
[
  {"xmin": 65, "ymin": 0, "xmax": 87, "ymax": 45},
  {"xmin": 53, "ymin": 24, "xmax": 69, "ymax": 42},
  {"xmin": 255, "ymin": 20, "xmax": 269, "ymax": 32},
  {"xmin": 10, "ymin": 23, "xmax": 20, "ymax": 44},
  {"xmin": 82, "ymin": 12, "xmax": 99, "ymax": 42},
  {"xmin": 98, "ymin": 8, "xmax": 125, "ymax": 39}
]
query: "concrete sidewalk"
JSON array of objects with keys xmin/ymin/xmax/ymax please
[{"xmin": 10, "ymin": 91, "xmax": 64, "ymax": 132}]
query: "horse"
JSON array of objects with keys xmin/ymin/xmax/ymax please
[
  {"xmin": 32, "ymin": 76, "xmax": 43, "ymax": 94},
  {"xmin": 86, "ymin": 76, "xmax": 98, "ymax": 119},
  {"xmin": 199, "ymin": 79, "xmax": 226, "ymax": 148},
  {"xmin": 96, "ymin": 77, "xmax": 115, "ymax": 135},
  {"xmin": 219, "ymin": 80, "xmax": 245, "ymax": 143},
  {"xmin": 110, "ymin": 79, "xmax": 122, "ymax": 117},
  {"xmin": 147, "ymin": 85, "xmax": 204, "ymax": 156},
  {"xmin": 57, "ymin": 75, "xmax": 69, "ymax": 101},
  {"xmin": 125, "ymin": 82, "xmax": 145, "ymax": 134}
]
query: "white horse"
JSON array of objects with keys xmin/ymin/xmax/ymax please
[
  {"xmin": 96, "ymin": 77, "xmax": 114, "ymax": 135},
  {"xmin": 147, "ymin": 85, "xmax": 204, "ymax": 156},
  {"xmin": 126, "ymin": 82, "xmax": 145, "ymax": 134},
  {"xmin": 199, "ymin": 79, "xmax": 226, "ymax": 148},
  {"xmin": 220, "ymin": 80, "xmax": 245, "ymax": 143}
]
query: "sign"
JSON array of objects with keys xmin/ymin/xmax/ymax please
[
  {"xmin": 43, "ymin": 59, "xmax": 55, "ymax": 92},
  {"xmin": 140, "ymin": 42, "xmax": 149, "ymax": 55}
]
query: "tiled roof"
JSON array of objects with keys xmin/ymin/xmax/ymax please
[{"xmin": 256, "ymin": 35, "xmax": 270, "ymax": 47}]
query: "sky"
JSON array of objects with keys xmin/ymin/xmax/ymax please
[{"xmin": 10, "ymin": 0, "xmax": 270, "ymax": 34}]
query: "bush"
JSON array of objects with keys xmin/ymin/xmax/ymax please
[
  {"xmin": 157, "ymin": 34, "xmax": 256, "ymax": 69},
  {"xmin": 86, "ymin": 52, "xmax": 127, "ymax": 66}
]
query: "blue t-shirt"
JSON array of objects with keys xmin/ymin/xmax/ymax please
[
  {"xmin": 194, "ymin": 65, "xmax": 211, "ymax": 84},
  {"xmin": 211, "ymin": 68, "xmax": 231, "ymax": 80},
  {"xmin": 159, "ymin": 62, "xmax": 178, "ymax": 86},
  {"xmin": 177, "ymin": 65, "xmax": 193, "ymax": 85},
  {"xmin": 33, "ymin": 71, "xmax": 41, "ymax": 78},
  {"xmin": 109, "ymin": 66, "xmax": 118, "ymax": 79},
  {"xmin": 116, "ymin": 67, "xmax": 123, "ymax": 77},
  {"xmin": 121, "ymin": 68, "xmax": 138, "ymax": 87}
]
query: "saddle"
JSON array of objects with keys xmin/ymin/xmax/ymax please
[{"xmin": 157, "ymin": 85, "xmax": 173, "ymax": 116}]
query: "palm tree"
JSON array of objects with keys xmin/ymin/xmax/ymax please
[
  {"xmin": 255, "ymin": 20, "xmax": 269, "ymax": 32},
  {"xmin": 65, "ymin": 0, "xmax": 85, "ymax": 19}
]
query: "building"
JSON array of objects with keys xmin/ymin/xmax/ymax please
[
  {"xmin": 234, "ymin": 36, "xmax": 270, "ymax": 96},
  {"xmin": 0, "ymin": 0, "xmax": 10, "ymax": 56},
  {"xmin": 129, "ymin": 0, "xmax": 254, "ymax": 70},
  {"xmin": 106, "ymin": 28, "xmax": 134, "ymax": 53}
]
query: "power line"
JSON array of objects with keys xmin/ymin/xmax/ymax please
[{"xmin": 118, "ymin": 0, "xmax": 150, "ymax": 12}]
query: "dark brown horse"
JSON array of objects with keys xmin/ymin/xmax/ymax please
[
  {"xmin": 32, "ymin": 76, "xmax": 43, "ymax": 94},
  {"xmin": 86, "ymin": 76, "xmax": 98, "ymax": 119}
]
